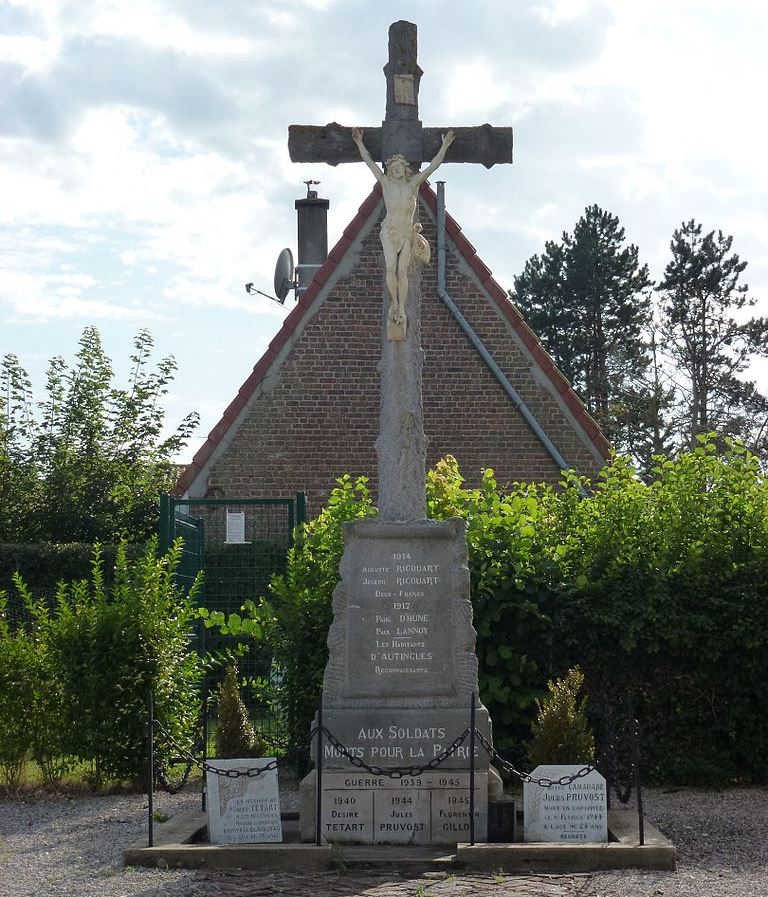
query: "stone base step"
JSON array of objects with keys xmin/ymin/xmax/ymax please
[{"xmin": 124, "ymin": 808, "xmax": 676, "ymax": 873}]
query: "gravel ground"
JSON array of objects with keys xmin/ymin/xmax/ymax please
[{"xmin": 0, "ymin": 785, "xmax": 766, "ymax": 897}]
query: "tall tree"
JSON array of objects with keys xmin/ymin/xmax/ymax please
[
  {"xmin": 0, "ymin": 354, "xmax": 39, "ymax": 541},
  {"xmin": 657, "ymin": 220, "xmax": 768, "ymax": 450},
  {"xmin": 0, "ymin": 327, "xmax": 199, "ymax": 544},
  {"xmin": 511, "ymin": 205, "xmax": 652, "ymax": 446}
]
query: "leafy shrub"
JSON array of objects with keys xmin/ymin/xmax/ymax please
[
  {"xmin": 528, "ymin": 668, "xmax": 595, "ymax": 767},
  {"xmin": 5, "ymin": 539, "xmax": 202, "ymax": 786},
  {"xmin": 214, "ymin": 665, "xmax": 265, "ymax": 758},
  {"xmin": 8, "ymin": 578, "xmax": 74, "ymax": 788},
  {"xmin": 0, "ymin": 543, "xmax": 144, "ymax": 623},
  {"xmin": 0, "ymin": 597, "xmax": 35, "ymax": 788},
  {"xmin": 427, "ymin": 456, "xmax": 560, "ymax": 764}
]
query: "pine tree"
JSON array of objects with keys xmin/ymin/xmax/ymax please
[
  {"xmin": 657, "ymin": 220, "xmax": 768, "ymax": 450},
  {"xmin": 512, "ymin": 205, "xmax": 652, "ymax": 448},
  {"xmin": 214, "ymin": 665, "xmax": 264, "ymax": 759},
  {"xmin": 528, "ymin": 668, "xmax": 595, "ymax": 767}
]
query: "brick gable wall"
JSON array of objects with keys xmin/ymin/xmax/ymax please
[{"xmin": 192, "ymin": 197, "xmax": 604, "ymax": 516}]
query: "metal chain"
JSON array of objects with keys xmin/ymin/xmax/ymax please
[
  {"xmin": 155, "ymin": 704, "xmax": 208, "ymax": 794},
  {"xmin": 473, "ymin": 730, "xmax": 595, "ymax": 787},
  {"xmin": 154, "ymin": 718, "xmax": 279, "ymax": 779},
  {"xmin": 320, "ymin": 726, "xmax": 470, "ymax": 779},
  {"xmin": 157, "ymin": 748, "xmax": 197, "ymax": 795}
]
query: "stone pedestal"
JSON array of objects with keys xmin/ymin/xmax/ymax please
[{"xmin": 299, "ymin": 518, "xmax": 498, "ymax": 844}]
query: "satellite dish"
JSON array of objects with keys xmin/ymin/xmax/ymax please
[{"xmin": 274, "ymin": 248, "xmax": 295, "ymax": 303}]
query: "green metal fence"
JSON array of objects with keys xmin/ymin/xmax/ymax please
[{"xmin": 159, "ymin": 494, "xmax": 307, "ymax": 721}]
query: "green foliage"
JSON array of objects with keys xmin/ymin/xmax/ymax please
[
  {"xmin": 427, "ymin": 457, "xmax": 558, "ymax": 762},
  {"xmin": 214, "ymin": 665, "xmax": 265, "ymax": 758},
  {"xmin": 254, "ymin": 447, "xmax": 768, "ymax": 785},
  {"xmin": 8, "ymin": 576, "xmax": 74, "ymax": 788},
  {"xmin": 0, "ymin": 594, "xmax": 35, "ymax": 788},
  {"xmin": 0, "ymin": 543, "xmax": 144, "ymax": 621},
  {"xmin": 0, "ymin": 540, "xmax": 202, "ymax": 786},
  {"xmin": 255, "ymin": 475, "xmax": 375, "ymax": 752},
  {"xmin": 0, "ymin": 327, "xmax": 198, "ymax": 544},
  {"xmin": 511, "ymin": 205, "xmax": 652, "ymax": 447},
  {"xmin": 528, "ymin": 668, "xmax": 595, "ymax": 767}
]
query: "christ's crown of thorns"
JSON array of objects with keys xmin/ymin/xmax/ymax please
[{"xmin": 385, "ymin": 154, "xmax": 410, "ymax": 171}]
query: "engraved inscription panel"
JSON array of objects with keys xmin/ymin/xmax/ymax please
[
  {"xmin": 346, "ymin": 536, "xmax": 455, "ymax": 697},
  {"xmin": 524, "ymin": 765, "xmax": 607, "ymax": 843},
  {"xmin": 321, "ymin": 771, "xmax": 487, "ymax": 845},
  {"xmin": 206, "ymin": 759, "xmax": 282, "ymax": 844}
]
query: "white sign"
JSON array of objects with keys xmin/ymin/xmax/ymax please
[
  {"xmin": 225, "ymin": 511, "xmax": 246, "ymax": 544},
  {"xmin": 206, "ymin": 758, "xmax": 282, "ymax": 843},
  {"xmin": 524, "ymin": 765, "xmax": 607, "ymax": 843}
]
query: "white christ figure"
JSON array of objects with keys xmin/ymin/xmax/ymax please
[{"xmin": 351, "ymin": 127, "xmax": 455, "ymax": 339}]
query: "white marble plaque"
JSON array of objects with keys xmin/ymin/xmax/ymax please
[
  {"xmin": 524, "ymin": 765, "xmax": 607, "ymax": 843},
  {"xmin": 225, "ymin": 511, "xmax": 246, "ymax": 544},
  {"xmin": 320, "ymin": 770, "xmax": 487, "ymax": 845},
  {"xmin": 206, "ymin": 758, "xmax": 282, "ymax": 843}
]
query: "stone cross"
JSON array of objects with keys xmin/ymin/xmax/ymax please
[
  {"xmin": 288, "ymin": 21, "xmax": 513, "ymax": 521},
  {"xmin": 288, "ymin": 22, "xmax": 513, "ymax": 172}
]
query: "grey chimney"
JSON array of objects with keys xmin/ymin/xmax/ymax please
[{"xmin": 295, "ymin": 181, "xmax": 329, "ymax": 294}]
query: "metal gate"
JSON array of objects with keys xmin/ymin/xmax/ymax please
[{"xmin": 158, "ymin": 493, "xmax": 307, "ymax": 714}]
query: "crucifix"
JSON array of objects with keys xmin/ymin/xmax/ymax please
[{"xmin": 289, "ymin": 20, "xmax": 513, "ymax": 520}]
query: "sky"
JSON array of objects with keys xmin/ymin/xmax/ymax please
[{"xmin": 1, "ymin": 0, "xmax": 767, "ymax": 464}]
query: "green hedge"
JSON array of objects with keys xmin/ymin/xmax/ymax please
[
  {"xmin": 0, "ymin": 542, "xmax": 144, "ymax": 601},
  {"xmin": 0, "ymin": 540, "xmax": 202, "ymax": 787},
  {"xmin": 253, "ymin": 439, "xmax": 768, "ymax": 786}
]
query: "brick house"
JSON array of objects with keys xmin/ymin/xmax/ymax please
[{"xmin": 177, "ymin": 183, "xmax": 610, "ymax": 515}]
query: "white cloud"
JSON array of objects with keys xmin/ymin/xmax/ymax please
[
  {"xmin": 0, "ymin": 33, "xmax": 61, "ymax": 72},
  {"xmin": 444, "ymin": 60, "xmax": 512, "ymax": 118}
]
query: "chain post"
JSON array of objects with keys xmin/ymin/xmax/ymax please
[
  {"xmin": 147, "ymin": 691, "xmax": 154, "ymax": 847},
  {"xmin": 202, "ymin": 689, "xmax": 209, "ymax": 812},
  {"xmin": 469, "ymin": 692, "xmax": 476, "ymax": 846},
  {"xmin": 315, "ymin": 688, "xmax": 324, "ymax": 846},
  {"xmin": 632, "ymin": 716, "xmax": 645, "ymax": 846}
]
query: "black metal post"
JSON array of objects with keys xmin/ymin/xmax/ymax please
[
  {"xmin": 600, "ymin": 704, "xmax": 612, "ymax": 810},
  {"xmin": 202, "ymin": 689, "xmax": 209, "ymax": 812},
  {"xmin": 147, "ymin": 691, "xmax": 154, "ymax": 847},
  {"xmin": 469, "ymin": 692, "xmax": 476, "ymax": 846},
  {"xmin": 315, "ymin": 688, "xmax": 324, "ymax": 846},
  {"xmin": 632, "ymin": 717, "xmax": 645, "ymax": 846}
]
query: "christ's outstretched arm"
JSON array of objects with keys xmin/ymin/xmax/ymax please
[
  {"xmin": 351, "ymin": 128, "xmax": 385, "ymax": 184},
  {"xmin": 415, "ymin": 131, "xmax": 455, "ymax": 185}
]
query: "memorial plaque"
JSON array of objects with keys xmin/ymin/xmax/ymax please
[
  {"xmin": 523, "ymin": 765, "xmax": 607, "ymax": 843},
  {"xmin": 322, "ymin": 519, "xmax": 478, "ymax": 706},
  {"xmin": 346, "ymin": 532, "xmax": 454, "ymax": 697},
  {"xmin": 393, "ymin": 74, "xmax": 416, "ymax": 104},
  {"xmin": 320, "ymin": 770, "xmax": 487, "ymax": 844},
  {"xmin": 206, "ymin": 759, "xmax": 282, "ymax": 844}
]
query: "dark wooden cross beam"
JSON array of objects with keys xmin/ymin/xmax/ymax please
[{"xmin": 288, "ymin": 20, "xmax": 513, "ymax": 170}]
